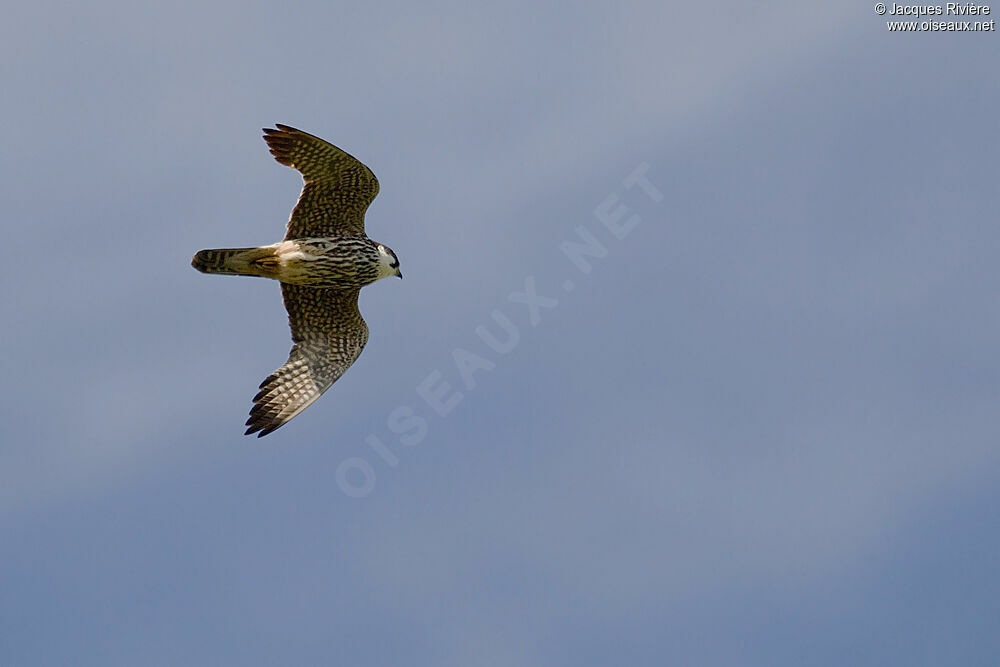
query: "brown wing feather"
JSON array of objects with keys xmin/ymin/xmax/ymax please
[
  {"xmin": 245, "ymin": 284, "xmax": 369, "ymax": 437},
  {"xmin": 262, "ymin": 124, "xmax": 379, "ymax": 239}
]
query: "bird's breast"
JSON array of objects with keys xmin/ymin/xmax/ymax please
[{"xmin": 272, "ymin": 238, "xmax": 379, "ymax": 288}]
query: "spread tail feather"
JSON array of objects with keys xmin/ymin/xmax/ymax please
[{"xmin": 191, "ymin": 246, "xmax": 276, "ymax": 276}]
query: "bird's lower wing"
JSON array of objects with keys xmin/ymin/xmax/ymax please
[{"xmin": 245, "ymin": 285, "xmax": 369, "ymax": 437}]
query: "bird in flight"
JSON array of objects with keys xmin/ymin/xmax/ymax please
[{"xmin": 192, "ymin": 124, "xmax": 401, "ymax": 437}]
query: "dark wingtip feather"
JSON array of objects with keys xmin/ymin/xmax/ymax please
[
  {"xmin": 243, "ymin": 418, "xmax": 283, "ymax": 438},
  {"xmin": 262, "ymin": 124, "xmax": 302, "ymax": 138},
  {"xmin": 244, "ymin": 383, "xmax": 289, "ymax": 437}
]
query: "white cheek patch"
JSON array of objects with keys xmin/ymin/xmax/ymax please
[{"xmin": 373, "ymin": 248, "xmax": 399, "ymax": 279}]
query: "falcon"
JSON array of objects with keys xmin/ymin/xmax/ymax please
[{"xmin": 192, "ymin": 124, "xmax": 401, "ymax": 437}]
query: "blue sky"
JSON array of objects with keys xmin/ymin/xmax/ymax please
[{"xmin": 2, "ymin": 2, "xmax": 999, "ymax": 665}]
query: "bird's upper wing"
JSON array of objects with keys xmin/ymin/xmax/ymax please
[
  {"xmin": 262, "ymin": 124, "xmax": 380, "ymax": 240},
  {"xmin": 245, "ymin": 284, "xmax": 369, "ymax": 437}
]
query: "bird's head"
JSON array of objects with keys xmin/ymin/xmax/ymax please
[{"xmin": 375, "ymin": 243, "xmax": 402, "ymax": 280}]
